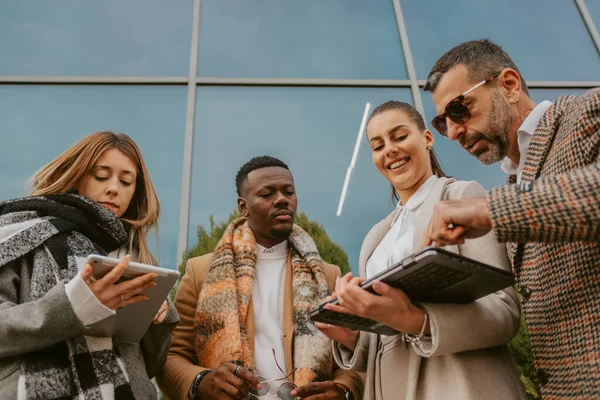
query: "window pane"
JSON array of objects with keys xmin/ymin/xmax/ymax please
[
  {"xmin": 587, "ymin": 0, "xmax": 600, "ymax": 31},
  {"xmin": 421, "ymin": 88, "xmax": 590, "ymax": 190},
  {"xmin": 197, "ymin": 0, "xmax": 407, "ymax": 79},
  {"xmin": 0, "ymin": 85, "xmax": 186, "ymax": 269},
  {"xmin": 0, "ymin": 1, "xmax": 192, "ymax": 76},
  {"xmin": 529, "ymin": 88, "xmax": 588, "ymax": 103},
  {"xmin": 403, "ymin": 0, "xmax": 600, "ymax": 81},
  {"xmin": 190, "ymin": 87, "xmax": 412, "ymax": 273}
]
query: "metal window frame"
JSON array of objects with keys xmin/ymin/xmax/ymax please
[
  {"xmin": 574, "ymin": 0, "xmax": 600, "ymax": 56},
  {"xmin": 3, "ymin": 76, "xmax": 598, "ymax": 89},
  {"xmin": 392, "ymin": 0, "xmax": 425, "ymax": 118},
  {"xmin": 176, "ymin": 0, "xmax": 202, "ymax": 268},
  {"xmin": 1, "ymin": 0, "xmax": 599, "ymax": 268}
]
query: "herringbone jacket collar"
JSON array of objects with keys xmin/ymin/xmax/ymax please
[
  {"xmin": 522, "ymin": 96, "xmax": 575, "ymax": 182},
  {"xmin": 506, "ymin": 95, "xmax": 575, "ymax": 264}
]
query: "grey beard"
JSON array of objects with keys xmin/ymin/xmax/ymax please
[{"xmin": 477, "ymin": 92, "xmax": 511, "ymax": 164}]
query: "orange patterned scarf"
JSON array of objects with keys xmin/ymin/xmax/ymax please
[{"xmin": 194, "ymin": 217, "xmax": 332, "ymax": 386}]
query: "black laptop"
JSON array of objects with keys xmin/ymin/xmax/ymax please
[{"xmin": 310, "ymin": 246, "xmax": 515, "ymax": 335}]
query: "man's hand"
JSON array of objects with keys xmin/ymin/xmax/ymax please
[
  {"xmin": 198, "ymin": 363, "xmax": 261, "ymax": 400},
  {"xmin": 422, "ymin": 197, "xmax": 493, "ymax": 247},
  {"xmin": 291, "ymin": 381, "xmax": 346, "ymax": 399}
]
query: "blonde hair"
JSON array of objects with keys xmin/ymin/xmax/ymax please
[{"xmin": 30, "ymin": 131, "xmax": 161, "ymax": 265}]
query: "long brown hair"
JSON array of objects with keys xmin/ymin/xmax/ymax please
[
  {"xmin": 30, "ymin": 131, "xmax": 161, "ymax": 265},
  {"xmin": 367, "ymin": 101, "xmax": 447, "ymax": 202}
]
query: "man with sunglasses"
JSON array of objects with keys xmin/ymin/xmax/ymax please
[
  {"xmin": 421, "ymin": 39, "xmax": 600, "ymax": 399},
  {"xmin": 157, "ymin": 156, "xmax": 363, "ymax": 400}
]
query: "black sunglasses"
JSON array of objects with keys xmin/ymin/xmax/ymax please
[{"xmin": 431, "ymin": 72, "xmax": 501, "ymax": 136}]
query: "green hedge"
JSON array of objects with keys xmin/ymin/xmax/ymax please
[{"xmin": 508, "ymin": 311, "xmax": 541, "ymax": 399}]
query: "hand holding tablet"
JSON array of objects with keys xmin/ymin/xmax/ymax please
[
  {"xmin": 79, "ymin": 255, "xmax": 157, "ymax": 310},
  {"xmin": 78, "ymin": 254, "xmax": 180, "ymax": 343}
]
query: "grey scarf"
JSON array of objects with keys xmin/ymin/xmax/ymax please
[{"xmin": 0, "ymin": 194, "xmax": 135, "ymax": 400}]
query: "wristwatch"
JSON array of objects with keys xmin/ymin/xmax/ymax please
[{"xmin": 336, "ymin": 383, "xmax": 354, "ymax": 400}]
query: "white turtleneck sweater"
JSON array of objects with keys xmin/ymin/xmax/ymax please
[{"xmin": 253, "ymin": 240, "xmax": 289, "ymax": 380}]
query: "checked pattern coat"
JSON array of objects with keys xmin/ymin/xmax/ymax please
[{"xmin": 488, "ymin": 88, "xmax": 600, "ymax": 399}]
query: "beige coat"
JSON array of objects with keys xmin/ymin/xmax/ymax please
[
  {"xmin": 332, "ymin": 178, "xmax": 526, "ymax": 400},
  {"xmin": 157, "ymin": 252, "xmax": 364, "ymax": 400}
]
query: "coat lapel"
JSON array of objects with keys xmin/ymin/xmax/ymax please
[
  {"xmin": 282, "ymin": 254, "xmax": 294, "ymax": 374},
  {"xmin": 358, "ymin": 212, "xmax": 395, "ymax": 277},
  {"xmin": 411, "ymin": 177, "xmax": 457, "ymax": 253},
  {"xmin": 509, "ymin": 97, "xmax": 570, "ymax": 266},
  {"xmin": 504, "ymin": 175, "xmax": 519, "ymax": 266},
  {"xmin": 358, "ymin": 177, "xmax": 458, "ymax": 277},
  {"xmin": 521, "ymin": 98, "xmax": 570, "ymax": 183},
  {"xmin": 247, "ymin": 294, "xmax": 255, "ymax": 357}
]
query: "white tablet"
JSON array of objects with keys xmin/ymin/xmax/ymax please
[{"xmin": 81, "ymin": 255, "xmax": 180, "ymax": 343}]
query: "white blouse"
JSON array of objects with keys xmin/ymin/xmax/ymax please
[{"xmin": 366, "ymin": 175, "xmax": 439, "ymax": 279}]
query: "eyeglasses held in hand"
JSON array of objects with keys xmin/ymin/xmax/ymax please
[
  {"xmin": 248, "ymin": 349, "xmax": 299, "ymax": 400},
  {"xmin": 431, "ymin": 71, "xmax": 502, "ymax": 136}
]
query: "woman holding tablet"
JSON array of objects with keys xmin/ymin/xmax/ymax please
[
  {"xmin": 0, "ymin": 131, "xmax": 178, "ymax": 399},
  {"xmin": 316, "ymin": 102, "xmax": 525, "ymax": 399}
]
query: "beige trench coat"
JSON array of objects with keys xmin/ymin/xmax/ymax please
[{"xmin": 333, "ymin": 178, "xmax": 526, "ymax": 400}]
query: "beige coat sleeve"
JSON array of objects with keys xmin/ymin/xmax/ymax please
[
  {"xmin": 415, "ymin": 180, "xmax": 521, "ymax": 357},
  {"xmin": 322, "ymin": 263, "xmax": 366, "ymax": 400},
  {"xmin": 156, "ymin": 255, "xmax": 212, "ymax": 400},
  {"xmin": 332, "ymin": 331, "xmax": 372, "ymax": 373}
]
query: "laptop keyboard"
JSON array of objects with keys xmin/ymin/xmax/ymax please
[
  {"xmin": 327, "ymin": 312, "xmax": 379, "ymax": 327},
  {"xmin": 388, "ymin": 263, "xmax": 472, "ymax": 299},
  {"xmin": 322, "ymin": 264, "xmax": 474, "ymax": 327}
]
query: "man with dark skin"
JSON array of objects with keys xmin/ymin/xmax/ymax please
[{"xmin": 157, "ymin": 156, "xmax": 363, "ymax": 400}]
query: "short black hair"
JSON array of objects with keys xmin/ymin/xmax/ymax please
[
  {"xmin": 424, "ymin": 39, "xmax": 529, "ymax": 96},
  {"xmin": 235, "ymin": 155, "xmax": 290, "ymax": 196}
]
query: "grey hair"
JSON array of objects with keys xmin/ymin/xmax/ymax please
[{"xmin": 424, "ymin": 39, "xmax": 529, "ymax": 96}]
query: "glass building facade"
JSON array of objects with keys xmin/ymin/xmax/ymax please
[{"xmin": 1, "ymin": 0, "xmax": 599, "ymax": 272}]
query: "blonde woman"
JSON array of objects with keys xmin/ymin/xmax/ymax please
[
  {"xmin": 0, "ymin": 131, "xmax": 179, "ymax": 400},
  {"xmin": 317, "ymin": 102, "xmax": 526, "ymax": 399}
]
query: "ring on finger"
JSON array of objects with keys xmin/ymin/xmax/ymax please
[
  {"xmin": 233, "ymin": 365, "xmax": 242, "ymax": 376},
  {"xmin": 120, "ymin": 294, "xmax": 125, "ymax": 303}
]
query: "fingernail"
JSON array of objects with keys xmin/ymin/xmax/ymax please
[
  {"xmin": 152, "ymin": 273, "xmax": 158, "ymax": 278},
  {"xmin": 373, "ymin": 281, "xmax": 382, "ymax": 290},
  {"xmin": 290, "ymin": 389, "xmax": 297, "ymax": 396}
]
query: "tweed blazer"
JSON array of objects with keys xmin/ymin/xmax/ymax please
[
  {"xmin": 332, "ymin": 177, "xmax": 526, "ymax": 400},
  {"xmin": 488, "ymin": 88, "xmax": 600, "ymax": 398},
  {"xmin": 156, "ymin": 252, "xmax": 364, "ymax": 400}
]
